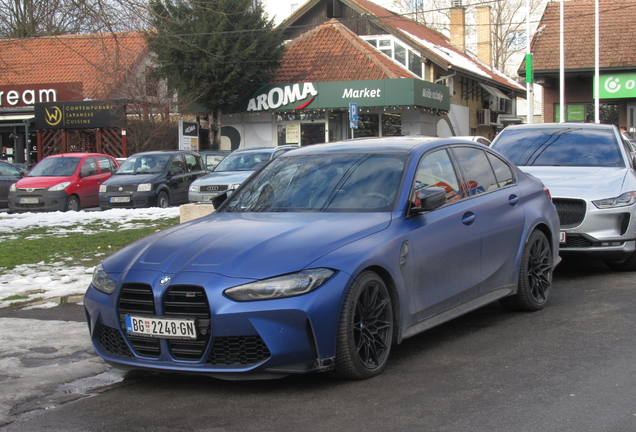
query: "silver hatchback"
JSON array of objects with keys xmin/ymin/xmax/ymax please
[
  {"xmin": 188, "ymin": 146, "xmax": 298, "ymax": 203},
  {"xmin": 492, "ymin": 123, "xmax": 636, "ymax": 270}
]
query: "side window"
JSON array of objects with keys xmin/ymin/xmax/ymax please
[
  {"xmin": 413, "ymin": 149, "xmax": 462, "ymax": 205},
  {"xmin": 80, "ymin": 157, "xmax": 98, "ymax": 177},
  {"xmin": 170, "ymin": 154, "xmax": 186, "ymax": 174},
  {"xmin": 0, "ymin": 163, "xmax": 20, "ymax": 176},
  {"xmin": 184, "ymin": 153, "xmax": 201, "ymax": 172},
  {"xmin": 451, "ymin": 147, "xmax": 498, "ymax": 195},
  {"xmin": 486, "ymin": 152, "xmax": 515, "ymax": 188},
  {"xmin": 97, "ymin": 156, "xmax": 113, "ymax": 173}
]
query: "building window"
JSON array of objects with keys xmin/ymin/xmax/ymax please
[
  {"xmin": 291, "ymin": 3, "xmax": 298, "ymax": 13},
  {"xmin": 507, "ymin": 31, "xmax": 527, "ymax": 50},
  {"xmin": 555, "ymin": 103, "xmax": 619, "ymax": 125},
  {"xmin": 362, "ymin": 36, "xmax": 426, "ymax": 80}
]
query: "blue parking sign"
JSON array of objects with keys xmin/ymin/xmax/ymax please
[{"xmin": 349, "ymin": 102, "xmax": 358, "ymax": 129}]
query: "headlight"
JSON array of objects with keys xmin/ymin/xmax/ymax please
[
  {"xmin": 224, "ymin": 268, "xmax": 335, "ymax": 301},
  {"xmin": 229, "ymin": 183, "xmax": 242, "ymax": 191},
  {"xmin": 92, "ymin": 264, "xmax": 116, "ymax": 294},
  {"xmin": 99, "ymin": 184, "xmax": 107, "ymax": 193},
  {"xmin": 9, "ymin": 183, "xmax": 16, "ymax": 192},
  {"xmin": 593, "ymin": 191, "xmax": 636, "ymax": 209},
  {"xmin": 137, "ymin": 183, "xmax": 152, "ymax": 192},
  {"xmin": 48, "ymin": 182, "xmax": 70, "ymax": 192},
  {"xmin": 189, "ymin": 184, "xmax": 199, "ymax": 192}
]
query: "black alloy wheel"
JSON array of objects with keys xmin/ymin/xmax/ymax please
[
  {"xmin": 501, "ymin": 230, "xmax": 552, "ymax": 311},
  {"xmin": 332, "ymin": 271, "xmax": 393, "ymax": 379}
]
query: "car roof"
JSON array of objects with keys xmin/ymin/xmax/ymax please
[
  {"xmin": 44, "ymin": 153, "xmax": 112, "ymax": 158},
  {"xmin": 232, "ymin": 145, "xmax": 299, "ymax": 154},
  {"xmin": 128, "ymin": 150, "xmax": 199, "ymax": 156},
  {"xmin": 276, "ymin": 136, "xmax": 472, "ymax": 156},
  {"xmin": 501, "ymin": 123, "xmax": 616, "ymax": 131}
]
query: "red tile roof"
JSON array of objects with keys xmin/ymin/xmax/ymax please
[
  {"xmin": 345, "ymin": 0, "xmax": 524, "ymax": 91},
  {"xmin": 0, "ymin": 32, "xmax": 148, "ymax": 99},
  {"xmin": 272, "ymin": 19, "xmax": 418, "ymax": 83},
  {"xmin": 530, "ymin": 0, "xmax": 636, "ymax": 71}
]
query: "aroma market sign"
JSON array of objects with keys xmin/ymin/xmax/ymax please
[
  {"xmin": 597, "ymin": 73, "xmax": 636, "ymax": 99},
  {"xmin": 240, "ymin": 79, "xmax": 450, "ymax": 113}
]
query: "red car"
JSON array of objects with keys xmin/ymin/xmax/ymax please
[{"xmin": 8, "ymin": 153, "xmax": 119, "ymax": 212}]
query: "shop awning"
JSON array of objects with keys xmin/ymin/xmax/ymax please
[{"xmin": 479, "ymin": 83, "xmax": 511, "ymax": 100}]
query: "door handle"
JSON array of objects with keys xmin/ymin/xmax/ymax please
[
  {"xmin": 462, "ymin": 212, "xmax": 476, "ymax": 226},
  {"xmin": 508, "ymin": 194, "xmax": 519, "ymax": 206}
]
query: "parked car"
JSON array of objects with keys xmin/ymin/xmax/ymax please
[
  {"xmin": 188, "ymin": 145, "xmax": 298, "ymax": 203},
  {"xmin": 198, "ymin": 150, "xmax": 228, "ymax": 171},
  {"xmin": 491, "ymin": 122, "xmax": 636, "ymax": 270},
  {"xmin": 99, "ymin": 150, "xmax": 206, "ymax": 210},
  {"xmin": 85, "ymin": 137, "xmax": 560, "ymax": 380},
  {"xmin": 8, "ymin": 153, "xmax": 118, "ymax": 213},
  {"xmin": 0, "ymin": 161, "xmax": 25, "ymax": 209}
]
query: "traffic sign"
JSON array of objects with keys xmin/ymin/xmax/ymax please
[{"xmin": 349, "ymin": 102, "xmax": 358, "ymax": 129}]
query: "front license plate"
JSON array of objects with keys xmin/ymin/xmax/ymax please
[
  {"xmin": 110, "ymin": 196, "xmax": 130, "ymax": 203},
  {"xmin": 202, "ymin": 195, "xmax": 213, "ymax": 201},
  {"xmin": 18, "ymin": 197, "xmax": 39, "ymax": 204},
  {"xmin": 125, "ymin": 315, "xmax": 197, "ymax": 340},
  {"xmin": 559, "ymin": 231, "xmax": 566, "ymax": 243}
]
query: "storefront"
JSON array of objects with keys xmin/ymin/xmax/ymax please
[{"xmin": 221, "ymin": 78, "xmax": 450, "ymax": 150}]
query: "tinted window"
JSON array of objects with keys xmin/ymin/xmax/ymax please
[
  {"xmin": 29, "ymin": 157, "xmax": 80, "ymax": 177},
  {"xmin": 452, "ymin": 147, "xmax": 498, "ymax": 195},
  {"xmin": 413, "ymin": 149, "xmax": 462, "ymax": 204},
  {"xmin": 493, "ymin": 127, "xmax": 625, "ymax": 167},
  {"xmin": 223, "ymin": 153, "xmax": 407, "ymax": 213},
  {"xmin": 184, "ymin": 153, "xmax": 201, "ymax": 172},
  {"xmin": 97, "ymin": 156, "xmax": 114, "ymax": 173},
  {"xmin": 0, "ymin": 163, "xmax": 20, "ymax": 176},
  {"xmin": 81, "ymin": 157, "xmax": 98, "ymax": 177},
  {"xmin": 486, "ymin": 152, "xmax": 515, "ymax": 187},
  {"xmin": 117, "ymin": 154, "xmax": 170, "ymax": 174}
]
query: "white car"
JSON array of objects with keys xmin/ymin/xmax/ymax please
[
  {"xmin": 491, "ymin": 122, "xmax": 636, "ymax": 270},
  {"xmin": 188, "ymin": 146, "xmax": 298, "ymax": 203}
]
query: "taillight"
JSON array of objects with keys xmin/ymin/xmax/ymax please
[{"xmin": 543, "ymin": 187, "xmax": 552, "ymax": 201}]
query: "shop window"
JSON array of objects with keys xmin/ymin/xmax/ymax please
[
  {"xmin": 354, "ymin": 114, "xmax": 380, "ymax": 138},
  {"xmin": 382, "ymin": 113, "xmax": 402, "ymax": 136},
  {"xmin": 555, "ymin": 103, "xmax": 619, "ymax": 125}
]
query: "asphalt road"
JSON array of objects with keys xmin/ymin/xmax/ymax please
[{"xmin": 2, "ymin": 257, "xmax": 636, "ymax": 432}]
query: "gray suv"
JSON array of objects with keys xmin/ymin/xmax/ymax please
[
  {"xmin": 491, "ymin": 123, "xmax": 636, "ymax": 270},
  {"xmin": 188, "ymin": 146, "xmax": 298, "ymax": 203}
]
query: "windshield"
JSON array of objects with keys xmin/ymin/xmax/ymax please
[
  {"xmin": 115, "ymin": 154, "xmax": 170, "ymax": 174},
  {"xmin": 28, "ymin": 157, "xmax": 80, "ymax": 177},
  {"xmin": 493, "ymin": 127, "xmax": 625, "ymax": 167},
  {"xmin": 215, "ymin": 151, "xmax": 271, "ymax": 172},
  {"xmin": 222, "ymin": 153, "xmax": 407, "ymax": 213}
]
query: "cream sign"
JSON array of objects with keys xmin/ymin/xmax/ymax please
[
  {"xmin": 247, "ymin": 83, "xmax": 317, "ymax": 111},
  {"xmin": 0, "ymin": 83, "xmax": 83, "ymax": 108}
]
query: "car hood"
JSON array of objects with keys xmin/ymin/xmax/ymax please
[
  {"xmin": 193, "ymin": 170, "xmax": 255, "ymax": 186},
  {"xmin": 16, "ymin": 176, "xmax": 73, "ymax": 188},
  {"xmin": 520, "ymin": 166, "xmax": 628, "ymax": 199},
  {"xmin": 106, "ymin": 173, "xmax": 164, "ymax": 186},
  {"xmin": 104, "ymin": 212, "xmax": 393, "ymax": 279}
]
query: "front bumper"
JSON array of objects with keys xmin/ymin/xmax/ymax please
[
  {"xmin": 84, "ymin": 269, "xmax": 347, "ymax": 377},
  {"xmin": 99, "ymin": 191, "xmax": 159, "ymax": 209},
  {"xmin": 8, "ymin": 189, "xmax": 70, "ymax": 212},
  {"xmin": 556, "ymin": 198, "xmax": 636, "ymax": 260}
]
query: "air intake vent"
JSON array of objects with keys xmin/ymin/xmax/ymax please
[
  {"xmin": 164, "ymin": 285, "xmax": 212, "ymax": 361},
  {"xmin": 208, "ymin": 336, "xmax": 271, "ymax": 366},
  {"xmin": 553, "ymin": 198, "xmax": 586, "ymax": 227}
]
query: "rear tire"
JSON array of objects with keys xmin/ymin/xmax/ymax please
[
  {"xmin": 604, "ymin": 251, "xmax": 636, "ymax": 271},
  {"xmin": 501, "ymin": 230, "xmax": 552, "ymax": 311},
  {"xmin": 332, "ymin": 271, "xmax": 393, "ymax": 380}
]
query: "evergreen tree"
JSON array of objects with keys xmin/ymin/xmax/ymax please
[{"xmin": 147, "ymin": 0, "xmax": 285, "ymax": 147}]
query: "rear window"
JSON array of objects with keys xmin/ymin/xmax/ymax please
[{"xmin": 493, "ymin": 127, "xmax": 625, "ymax": 167}]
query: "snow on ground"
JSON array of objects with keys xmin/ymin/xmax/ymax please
[{"xmin": 0, "ymin": 208, "xmax": 180, "ymax": 308}]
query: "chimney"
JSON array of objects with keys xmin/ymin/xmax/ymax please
[
  {"xmin": 476, "ymin": 5, "xmax": 492, "ymax": 68},
  {"xmin": 449, "ymin": 6, "xmax": 466, "ymax": 52}
]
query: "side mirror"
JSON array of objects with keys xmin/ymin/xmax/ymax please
[
  {"xmin": 409, "ymin": 187, "xmax": 446, "ymax": 216},
  {"xmin": 212, "ymin": 192, "xmax": 228, "ymax": 210}
]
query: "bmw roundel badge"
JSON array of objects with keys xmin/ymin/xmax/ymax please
[{"xmin": 159, "ymin": 276, "xmax": 171, "ymax": 286}]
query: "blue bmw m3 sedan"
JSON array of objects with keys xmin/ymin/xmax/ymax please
[{"xmin": 84, "ymin": 137, "xmax": 561, "ymax": 380}]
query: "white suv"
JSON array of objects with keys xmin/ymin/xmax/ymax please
[{"xmin": 491, "ymin": 123, "xmax": 636, "ymax": 270}]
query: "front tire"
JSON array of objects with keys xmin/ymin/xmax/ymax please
[
  {"xmin": 501, "ymin": 230, "xmax": 552, "ymax": 311},
  {"xmin": 332, "ymin": 271, "xmax": 393, "ymax": 380},
  {"xmin": 66, "ymin": 195, "xmax": 80, "ymax": 212},
  {"xmin": 157, "ymin": 191, "xmax": 169, "ymax": 208}
]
